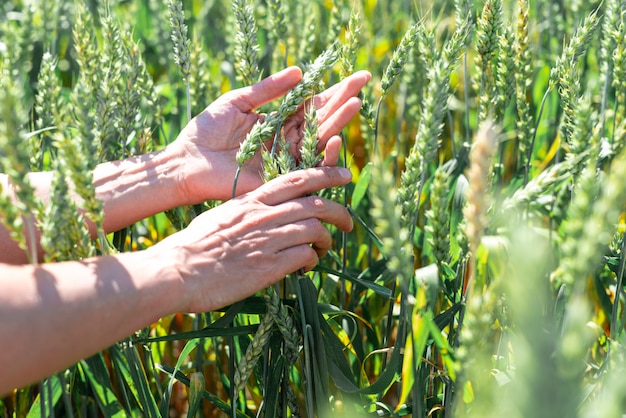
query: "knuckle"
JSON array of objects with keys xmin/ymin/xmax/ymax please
[
  {"xmin": 306, "ymin": 195, "xmax": 326, "ymax": 210},
  {"xmin": 302, "ymin": 248, "xmax": 319, "ymax": 271},
  {"xmin": 304, "ymin": 218, "xmax": 326, "ymax": 234},
  {"xmin": 283, "ymin": 172, "xmax": 307, "ymax": 189}
]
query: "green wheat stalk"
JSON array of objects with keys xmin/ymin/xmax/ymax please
[{"xmin": 612, "ymin": 12, "xmax": 626, "ymax": 131}]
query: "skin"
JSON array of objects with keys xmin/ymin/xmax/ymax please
[{"xmin": 0, "ymin": 67, "xmax": 371, "ymax": 394}]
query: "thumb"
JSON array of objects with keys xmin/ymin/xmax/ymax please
[
  {"xmin": 235, "ymin": 67, "xmax": 303, "ymax": 111},
  {"xmin": 250, "ymin": 166, "xmax": 352, "ymax": 206}
]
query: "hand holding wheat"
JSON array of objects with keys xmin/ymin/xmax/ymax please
[
  {"xmin": 166, "ymin": 67, "xmax": 370, "ymax": 202},
  {"xmin": 148, "ymin": 166, "xmax": 353, "ymax": 313}
]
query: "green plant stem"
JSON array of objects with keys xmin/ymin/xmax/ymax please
[
  {"xmin": 341, "ymin": 133, "xmax": 348, "ymax": 310},
  {"xmin": 373, "ymin": 97, "xmax": 384, "ymax": 156},
  {"xmin": 232, "ymin": 166, "xmax": 242, "ymax": 199},
  {"xmin": 464, "ymin": 53, "xmax": 471, "ymax": 145},
  {"xmin": 25, "ymin": 216, "xmax": 38, "ymax": 265},
  {"xmin": 610, "ymin": 237, "xmax": 626, "ymax": 339},
  {"xmin": 185, "ymin": 81, "xmax": 192, "ymax": 122},
  {"xmin": 525, "ymin": 87, "xmax": 552, "ymax": 184},
  {"xmin": 296, "ymin": 277, "xmax": 314, "ymax": 418}
]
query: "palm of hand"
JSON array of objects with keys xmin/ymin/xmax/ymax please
[{"xmin": 169, "ymin": 67, "xmax": 371, "ymax": 202}]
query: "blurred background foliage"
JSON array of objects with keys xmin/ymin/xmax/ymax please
[{"xmin": 2, "ymin": 0, "xmax": 626, "ymax": 417}]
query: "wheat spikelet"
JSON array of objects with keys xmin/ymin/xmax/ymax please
[
  {"xmin": 262, "ymin": 136, "xmax": 296, "ymax": 182},
  {"xmin": 267, "ymin": 0, "xmax": 288, "ymax": 44},
  {"xmin": 188, "ymin": 37, "xmax": 219, "ymax": 118},
  {"xmin": 264, "ymin": 286, "xmax": 300, "ymax": 365},
  {"xmin": 299, "ymin": 104, "xmax": 321, "ymax": 169},
  {"xmin": 233, "ymin": 314, "xmax": 275, "ymax": 396},
  {"xmin": 550, "ymin": 12, "xmax": 600, "ymax": 161},
  {"xmin": 476, "ymin": 0, "xmax": 502, "ymax": 65},
  {"xmin": 262, "ymin": 147, "xmax": 281, "ymax": 183},
  {"xmin": 501, "ymin": 152, "xmax": 586, "ymax": 213},
  {"xmin": 454, "ymin": 0, "xmax": 473, "ymax": 29},
  {"xmin": 0, "ymin": 6, "xmax": 35, "ymax": 76},
  {"xmin": 612, "ymin": 12, "xmax": 626, "ymax": 125},
  {"xmin": 514, "ymin": 0, "xmax": 534, "ymax": 168},
  {"xmin": 235, "ymin": 46, "xmax": 338, "ymax": 171},
  {"xmin": 371, "ymin": 157, "xmax": 413, "ymax": 287},
  {"xmin": 556, "ymin": 148, "xmax": 626, "ymax": 296},
  {"xmin": 0, "ymin": 68, "xmax": 41, "ymax": 262},
  {"xmin": 297, "ymin": 7, "xmax": 318, "ymax": 65},
  {"xmin": 381, "ymin": 22, "xmax": 420, "ymax": 98},
  {"xmin": 147, "ymin": 0, "xmax": 171, "ymax": 67},
  {"xmin": 97, "ymin": 4, "xmax": 126, "ymax": 160},
  {"xmin": 492, "ymin": 26, "xmax": 516, "ymax": 121},
  {"xmin": 280, "ymin": 46, "xmax": 338, "ymax": 118},
  {"xmin": 232, "ymin": 0, "xmax": 260, "ymax": 86},
  {"xmin": 398, "ymin": 21, "xmax": 470, "ymax": 227},
  {"xmin": 549, "ymin": 9, "xmax": 600, "ymax": 89},
  {"xmin": 40, "ymin": 150, "xmax": 94, "ymax": 262},
  {"xmin": 71, "ymin": 4, "xmax": 99, "ymax": 159},
  {"xmin": 167, "ymin": 0, "xmax": 191, "ymax": 82},
  {"xmin": 401, "ymin": 28, "xmax": 428, "ymax": 132},
  {"xmin": 116, "ymin": 30, "xmax": 147, "ymax": 157},
  {"xmin": 425, "ymin": 167, "xmax": 451, "ymax": 269},
  {"xmin": 339, "ymin": 9, "xmax": 361, "ymax": 78},
  {"xmin": 475, "ymin": 0, "xmax": 502, "ymax": 121},
  {"xmin": 599, "ymin": 0, "xmax": 623, "ymax": 118},
  {"xmin": 463, "ymin": 121, "xmax": 498, "ymax": 262},
  {"xmin": 551, "ymin": 164, "xmax": 598, "ymax": 293},
  {"xmin": 32, "ymin": 52, "xmax": 63, "ymax": 171}
]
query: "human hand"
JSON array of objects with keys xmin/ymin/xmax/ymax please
[
  {"xmin": 168, "ymin": 67, "xmax": 371, "ymax": 202},
  {"xmin": 150, "ymin": 166, "xmax": 353, "ymax": 313}
]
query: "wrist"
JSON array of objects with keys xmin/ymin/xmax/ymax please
[
  {"xmin": 94, "ymin": 148, "xmax": 188, "ymax": 232},
  {"xmin": 119, "ymin": 249, "xmax": 187, "ymax": 317}
]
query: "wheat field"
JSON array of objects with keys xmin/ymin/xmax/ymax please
[{"xmin": 1, "ymin": 0, "xmax": 626, "ymax": 416}]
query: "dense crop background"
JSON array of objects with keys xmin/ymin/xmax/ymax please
[{"xmin": 2, "ymin": 0, "xmax": 626, "ymax": 416}]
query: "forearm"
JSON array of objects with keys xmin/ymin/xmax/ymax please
[
  {"xmin": 0, "ymin": 148, "xmax": 188, "ymax": 264},
  {"xmin": 0, "ymin": 250, "xmax": 184, "ymax": 395}
]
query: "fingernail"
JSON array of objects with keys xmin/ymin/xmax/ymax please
[{"xmin": 339, "ymin": 167, "xmax": 352, "ymax": 180}]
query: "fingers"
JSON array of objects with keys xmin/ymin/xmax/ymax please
[
  {"xmin": 250, "ymin": 166, "xmax": 352, "ymax": 206},
  {"xmin": 269, "ymin": 220, "xmax": 332, "ymax": 274},
  {"xmin": 278, "ymin": 245, "xmax": 320, "ymax": 274},
  {"xmin": 275, "ymin": 218, "xmax": 333, "ymax": 257},
  {"xmin": 276, "ymin": 195, "xmax": 353, "ymax": 232},
  {"xmin": 232, "ymin": 67, "xmax": 303, "ymax": 111},
  {"xmin": 317, "ymin": 97, "xmax": 363, "ymax": 142},
  {"xmin": 314, "ymin": 70, "xmax": 371, "ymax": 127},
  {"xmin": 317, "ymin": 70, "xmax": 372, "ymax": 101},
  {"xmin": 320, "ymin": 135, "xmax": 342, "ymax": 166}
]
